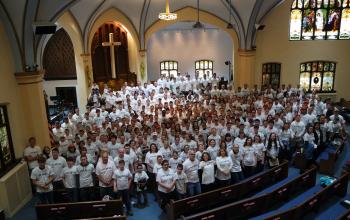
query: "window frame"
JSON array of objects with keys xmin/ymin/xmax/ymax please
[
  {"xmin": 160, "ymin": 60, "xmax": 178, "ymax": 77},
  {"xmin": 0, "ymin": 105, "xmax": 17, "ymax": 178},
  {"xmin": 195, "ymin": 60, "xmax": 214, "ymax": 78},
  {"xmin": 261, "ymin": 63, "xmax": 281, "ymax": 90},
  {"xmin": 289, "ymin": 0, "xmax": 350, "ymax": 41},
  {"xmin": 299, "ymin": 60, "xmax": 336, "ymax": 93}
]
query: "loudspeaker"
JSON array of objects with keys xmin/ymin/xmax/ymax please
[{"xmin": 33, "ymin": 22, "xmax": 57, "ymax": 35}]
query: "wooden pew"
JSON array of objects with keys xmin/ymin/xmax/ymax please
[
  {"xmin": 264, "ymin": 172, "xmax": 349, "ymax": 220},
  {"xmin": 74, "ymin": 217, "xmax": 127, "ymax": 220},
  {"xmin": 35, "ymin": 199, "xmax": 123, "ymax": 220},
  {"xmin": 181, "ymin": 166, "xmax": 317, "ymax": 220},
  {"xmin": 337, "ymin": 208, "xmax": 350, "ymax": 220},
  {"xmin": 166, "ymin": 160, "xmax": 289, "ymax": 220},
  {"xmin": 317, "ymin": 142, "xmax": 343, "ymax": 175}
]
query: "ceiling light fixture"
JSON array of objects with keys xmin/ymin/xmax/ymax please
[
  {"xmin": 227, "ymin": 0, "xmax": 233, "ymax": 29},
  {"xmin": 159, "ymin": 0, "xmax": 177, "ymax": 21},
  {"xmin": 193, "ymin": 0, "xmax": 204, "ymax": 28}
]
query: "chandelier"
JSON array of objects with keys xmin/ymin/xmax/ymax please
[{"xmin": 159, "ymin": 0, "xmax": 177, "ymax": 21}]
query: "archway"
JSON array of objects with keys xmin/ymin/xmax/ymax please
[
  {"xmin": 37, "ymin": 11, "xmax": 88, "ymax": 112},
  {"xmin": 87, "ymin": 7, "xmax": 141, "ymax": 82}
]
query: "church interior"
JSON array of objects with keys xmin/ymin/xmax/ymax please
[{"xmin": 0, "ymin": 0, "xmax": 350, "ymax": 219}]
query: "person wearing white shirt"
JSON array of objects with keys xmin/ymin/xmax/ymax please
[
  {"xmin": 183, "ymin": 150, "xmax": 201, "ymax": 196},
  {"xmin": 156, "ymin": 159, "xmax": 176, "ymax": 211},
  {"xmin": 31, "ymin": 156, "xmax": 54, "ymax": 204},
  {"xmin": 96, "ymin": 151, "xmax": 116, "ymax": 199},
  {"xmin": 134, "ymin": 164, "xmax": 149, "ymax": 207},
  {"xmin": 113, "ymin": 160, "xmax": 133, "ymax": 216},
  {"xmin": 61, "ymin": 157, "xmax": 78, "ymax": 202},
  {"xmin": 229, "ymin": 144, "xmax": 244, "ymax": 184},
  {"xmin": 114, "ymin": 148, "xmax": 132, "ymax": 172},
  {"xmin": 216, "ymin": 148, "xmax": 233, "ymax": 187},
  {"xmin": 199, "ymin": 152, "xmax": 215, "ymax": 192},
  {"xmin": 24, "ymin": 137, "xmax": 42, "ymax": 171},
  {"xmin": 46, "ymin": 148, "xmax": 67, "ymax": 195},
  {"xmin": 252, "ymin": 135, "xmax": 266, "ymax": 173},
  {"xmin": 206, "ymin": 139, "xmax": 219, "ymax": 160},
  {"xmin": 290, "ymin": 115, "xmax": 306, "ymax": 147},
  {"xmin": 77, "ymin": 155, "xmax": 95, "ymax": 201},
  {"xmin": 242, "ymin": 138, "xmax": 257, "ymax": 177}
]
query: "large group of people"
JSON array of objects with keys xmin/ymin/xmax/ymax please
[{"xmin": 25, "ymin": 72, "xmax": 348, "ymax": 216}]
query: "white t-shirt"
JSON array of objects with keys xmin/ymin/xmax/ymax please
[
  {"xmin": 134, "ymin": 171, "xmax": 149, "ymax": 191},
  {"xmin": 95, "ymin": 160, "xmax": 116, "ymax": 187},
  {"xmin": 156, "ymin": 168, "xmax": 175, "ymax": 193},
  {"xmin": 46, "ymin": 156, "xmax": 67, "ymax": 181},
  {"xmin": 183, "ymin": 159, "xmax": 200, "ymax": 183},
  {"xmin": 24, "ymin": 146, "xmax": 42, "ymax": 169},
  {"xmin": 229, "ymin": 151, "xmax": 243, "ymax": 172},
  {"xmin": 242, "ymin": 146, "xmax": 257, "ymax": 166},
  {"xmin": 199, "ymin": 160, "xmax": 215, "ymax": 185},
  {"xmin": 216, "ymin": 156, "xmax": 233, "ymax": 180},
  {"xmin": 113, "ymin": 168, "xmax": 132, "ymax": 190},
  {"xmin": 31, "ymin": 165, "xmax": 54, "ymax": 192},
  {"xmin": 77, "ymin": 164, "xmax": 95, "ymax": 188},
  {"xmin": 174, "ymin": 171, "xmax": 188, "ymax": 194},
  {"xmin": 145, "ymin": 152, "xmax": 159, "ymax": 173},
  {"xmin": 61, "ymin": 166, "xmax": 78, "ymax": 188}
]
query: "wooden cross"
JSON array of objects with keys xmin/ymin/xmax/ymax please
[{"xmin": 102, "ymin": 33, "xmax": 121, "ymax": 79}]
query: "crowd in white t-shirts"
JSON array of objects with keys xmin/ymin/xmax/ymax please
[{"xmin": 25, "ymin": 72, "xmax": 348, "ymax": 215}]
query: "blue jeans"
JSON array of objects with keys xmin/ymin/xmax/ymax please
[
  {"xmin": 187, "ymin": 182, "xmax": 201, "ymax": 197},
  {"xmin": 37, "ymin": 191, "xmax": 54, "ymax": 204}
]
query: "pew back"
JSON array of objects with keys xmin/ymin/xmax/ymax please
[{"xmin": 35, "ymin": 199, "xmax": 123, "ymax": 220}]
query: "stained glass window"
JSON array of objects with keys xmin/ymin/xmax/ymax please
[
  {"xmin": 195, "ymin": 60, "xmax": 213, "ymax": 78},
  {"xmin": 290, "ymin": 0, "xmax": 350, "ymax": 40},
  {"xmin": 0, "ymin": 105, "xmax": 16, "ymax": 177},
  {"xmin": 262, "ymin": 63, "xmax": 281, "ymax": 90},
  {"xmin": 160, "ymin": 60, "xmax": 178, "ymax": 77},
  {"xmin": 299, "ymin": 61, "xmax": 336, "ymax": 92}
]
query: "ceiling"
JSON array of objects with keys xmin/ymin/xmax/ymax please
[{"xmin": 0, "ymin": 0, "xmax": 285, "ymax": 70}]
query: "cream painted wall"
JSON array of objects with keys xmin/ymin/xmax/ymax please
[
  {"xmin": 0, "ymin": 21, "xmax": 29, "ymax": 158},
  {"xmin": 43, "ymin": 80, "xmax": 77, "ymax": 105},
  {"xmin": 255, "ymin": 0, "xmax": 350, "ymax": 100},
  {"xmin": 147, "ymin": 28, "xmax": 233, "ymax": 81}
]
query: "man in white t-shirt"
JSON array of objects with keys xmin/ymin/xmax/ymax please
[
  {"xmin": 113, "ymin": 160, "xmax": 133, "ymax": 216},
  {"xmin": 156, "ymin": 160, "xmax": 176, "ymax": 211},
  {"xmin": 24, "ymin": 137, "xmax": 42, "ymax": 171},
  {"xmin": 77, "ymin": 155, "xmax": 95, "ymax": 201},
  {"xmin": 61, "ymin": 157, "xmax": 78, "ymax": 202},
  {"xmin": 46, "ymin": 148, "xmax": 67, "ymax": 198},
  {"xmin": 96, "ymin": 151, "xmax": 116, "ymax": 199},
  {"xmin": 31, "ymin": 156, "xmax": 54, "ymax": 204},
  {"xmin": 183, "ymin": 150, "xmax": 201, "ymax": 196}
]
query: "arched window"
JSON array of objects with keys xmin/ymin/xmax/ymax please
[
  {"xmin": 195, "ymin": 60, "xmax": 213, "ymax": 78},
  {"xmin": 290, "ymin": 0, "xmax": 350, "ymax": 40},
  {"xmin": 299, "ymin": 61, "xmax": 336, "ymax": 92},
  {"xmin": 262, "ymin": 63, "xmax": 281, "ymax": 90},
  {"xmin": 160, "ymin": 61, "xmax": 178, "ymax": 77}
]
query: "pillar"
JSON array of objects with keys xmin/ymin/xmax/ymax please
[
  {"xmin": 139, "ymin": 50, "xmax": 148, "ymax": 83},
  {"xmin": 15, "ymin": 70, "xmax": 50, "ymax": 147},
  {"xmin": 235, "ymin": 49, "xmax": 256, "ymax": 89}
]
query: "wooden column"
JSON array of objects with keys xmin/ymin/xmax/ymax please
[
  {"xmin": 15, "ymin": 70, "xmax": 50, "ymax": 147},
  {"xmin": 235, "ymin": 49, "xmax": 256, "ymax": 89}
]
